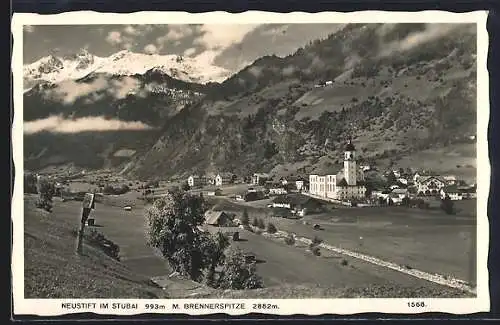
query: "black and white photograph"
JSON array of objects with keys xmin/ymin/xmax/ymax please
[{"xmin": 11, "ymin": 11, "xmax": 490, "ymax": 316}]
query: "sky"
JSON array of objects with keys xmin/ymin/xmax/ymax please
[{"xmin": 23, "ymin": 24, "xmax": 344, "ymax": 72}]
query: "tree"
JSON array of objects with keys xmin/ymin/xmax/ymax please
[
  {"xmin": 241, "ymin": 208, "xmax": 250, "ymax": 226},
  {"xmin": 402, "ymin": 196, "xmax": 410, "ymax": 207},
  {"xmin": 284, "ymin": 233, "xmax": 295, "ymax": 245},
  {"xmin": 386, "ymin": 171, "xmax": 398, "ymax": 185},
  {"xmin": 182, "ymin": 181, "xmax": 190, "ymax": 192},
  {"xmin": 441, "ymin": 195, "xmax": 454, "ymax": 215},
  {"xmin": 24, "ymin": 173, "xmax": 38, "ymax": 194},
  {"xmin": 36, "ymin": 178, "xmax": 55, "ymax": 212},
  {"xmin": 309, "ymin": 236, "xmax": 323, "ymax": 256},
  {"xmin": 252, "ymin": 217, "xmax": 259, "ymax": 227},
  {"xmin": 145, "ymin": 191, "xmax": 212, "ymax": 281},
  {"xmin": 200, "ymin": 232, "xmax": 230, "ymax": 286},
  {"xmin": 267, "ymin": 222, "xmax": 277, "ymax": 234},
  {"xmin": 217, "ymin": 248, "xmax": 264, "ymax": 290}
]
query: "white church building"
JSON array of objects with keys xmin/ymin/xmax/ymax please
[{"xmin": 309, "ymin": 141, "xmax": 366, "ymax": 201}]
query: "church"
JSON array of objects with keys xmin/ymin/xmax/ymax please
[{"xmin": 309, "ymin": 140, "xmax": 367, "ymax": 201}]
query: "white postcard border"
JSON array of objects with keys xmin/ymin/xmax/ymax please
[{"xmin": 11, "ymin": 10, "xmax": 490, "ymax": 316}]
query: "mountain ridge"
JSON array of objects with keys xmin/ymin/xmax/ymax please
[
  {"xmin": 23, "ymin": 49, "xmax": 232, "ymax": 90},
  {"xmin": 23, "ymin": 23, "xmax": 477, "ymax": 182}
]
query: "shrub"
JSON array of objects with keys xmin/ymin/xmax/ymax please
[
  {"xmin": 146, "ymin": 180, "xmax": 160, "ymax": 188},
  {"xmin": 217, "ymin": 248, "xmax": 264, "ymax": 290},
  {"xmin": 441, "ymin": 196, "xmax": 454, "ymax": 215},
  {"xmin": 284, "ymin": 234, "xmax": 296, "ymax": 245},
  {"xmin": 182, "ymin": 181, "xmax": 190, "ymax": 192},
  {"xmin": 103, "ymin": 184, "xmax": 130, "ymax": 195},
  {"xmin": 87, "ymin": 229, "xmax": 121, "ymax": 260},
  {"xmin": 36, "ymin": 178, "xmax": 55, "ymax": 212},
  {"xmin": 266, "ymin": 223, "xmax": 277, "ymax": 234},
  {"xmin": 341, "ymin": 258, "xmax": 349, "ymax": 266},
  {"xmin": 311, "ymin": 236, "xmax": 323, "ymax": 246},
  {"xmin": 257, "ymin": 218, "xmax": 266, "ymax": 229},
  {"xmin": 311, "ymin": 246, "xmax": 321, "ymax": 256},
  {"xmin": 71, "ymin": 228, "xmax": 121, "ymax": 260}
]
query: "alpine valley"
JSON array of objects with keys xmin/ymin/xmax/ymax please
[{"xmin": 23, "ymin": 23, "xmax": 477, "ymax": 183}]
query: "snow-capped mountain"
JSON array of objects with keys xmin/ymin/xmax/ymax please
[{"xmin": 23, "ymin": 49, "xmax": 232, "ymax": 90}]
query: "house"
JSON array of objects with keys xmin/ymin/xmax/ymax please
[
  {"xmin": 206, "ymin": 188, "xmax": 223, "ymax": 196},
  {"xmin": 392, "ymin": 170, "xmax": 401, "ymax": 178},
  {"xmin": 440, "ymin": 186, "xmax": 463, "ymax": 201},
  {"xmin": 360, "ymin": 164, "xmax": 371, "ymax": 172},
  {"xmin": 215, "ymin": 172, "xmax": 234, "ymax": 186},
  {"xmin": 387, "ymin": 192, "xmax": 403, "ymax": 205},
  {"xmin": 389, "ymin": 184, "xmax": 400, "ymax": 190},
  {"xmin": 252, "ymin": 173, "xmax": 270, "ymax": 186},
  {"xmin": 204, "ymin": 211, "xmax": 234, "ymax": 227},
  {"xmin": 391, "ymin": 188, "xmax": 409, "ymax": 199},
  {"xmin": 205, "ymin": 173, "xmax": 216, "ymax": 185},
  {"xmin": 443, "ymin": 175, "xmax": 458, "ymax": 185},
  {"xmin": 271, "ymin": 194, "xmax": 323, "ymax": 216},
  {"xmin": 416, "ymin": 176, "xmax": 447, "ymax": 196},
  {"xmin": 269, "ymin": 187, "xmax": 288, "ymax": 195},
  {"xmin": 244, "ymin": 191, "xmax": 266, "ymax": 202},
  {"xmin": 309, "ymin": 140, "xmax": 366, "ymax": 201},
  {"xmin": 397, "ymin": 178, "xmax": 409, "ymax": 185},
  {"xmin": 325, "ymin": 80, "xmax": 333, "ymax": 86},
  {"xmin": 370, "ymin": 190, "xmax": 384, "ymax": 199},
  {"xmin": 188, "ymin": 175, "xmax": 207, "ymax": 188},
  {"xmin": 295, "ymin": 177, "xmax": 306, "ymax": 192},
  {"xmin": 460, "ymin": 186, "xmax": 477, "ymax": 199}
]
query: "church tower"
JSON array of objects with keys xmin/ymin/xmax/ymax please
[{"xmin": 343, "ymin": 140, "xmax": 357, "ymax": 186}]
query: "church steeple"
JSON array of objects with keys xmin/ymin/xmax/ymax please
[
  {"xmin": 344, "ymin": 139, "xmax": 357, "ymax": 185},
  {"xmin": 345, "ymin": 138, "xmax": 356, "ymax": 152}
]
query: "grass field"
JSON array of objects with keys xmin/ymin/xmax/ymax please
[
  {"xmin": 23, "ymin": 195, "xmax": 164, "ymax": 298},
  {"xmin": 210, "ymin": 196, "xmax": 477, "ymax": 285},
  {"xmin": 23, "ymin": 189, "xmax": 474, "ymax": 298}
]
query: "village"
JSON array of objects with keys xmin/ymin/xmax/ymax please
[
  {"xmin": 23, "ymin": 138, "xmax": 478, "ymax": 299},
  {"xmin": 178, "ymin": 140, "xmax": 477, "ymax": 220}
]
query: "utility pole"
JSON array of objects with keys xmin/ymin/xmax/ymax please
[{"xmin": 76, "ymin": 193, "xmax": 95, "ymax": 255}]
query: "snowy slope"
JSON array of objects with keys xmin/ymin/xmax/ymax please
[{"xmin": 23, "ymin": 49, "xmax": 232, "ymax": 90}]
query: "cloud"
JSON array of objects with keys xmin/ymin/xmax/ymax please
[
  {"xmin": 108, "ymin": 77, "xmax": 143, "ymax": 99},
  {"xmin": 194, "ymin": 24, "xmax": 259, "ymax": 51},
  {"xmin": 47, "ymin": 77, "xmax": 109, "ymax": 104},
  {"xmin": 24, "ymin": 25, "xmax": 35, "ymax": 33},
  {"xmin": 24, "ymin": 116, "xmax": 154, "ymax": 134},
  {"xmin": 45, "ymin": 76, "xmax": 143, "ymax": 104},
  {"xmin": 183, "ymin": 47, "xmax": 197, "ymax": 57},
  {"xmin": 191, "ymin": 24, "xmax": 259, "ymax": 65},
  {"xmin": 123, "ymin": 25, "xmax": 140, "ymax": 36},
  {"xmin": 282, "ymin": 65, "xmax": 296, "ymax": 77},
  {"xmin": 248, "ymin": 66, "xmax": 263, "ymax": 78},
  {"xmin": 106, "ymin": 30, "xmax": 134, "ymax": 49},
  {"xmin": 144, "ymin": 44, "xmax": 158, "ymax": 54},
  {"xmin": 105, "ymin": 31, "xmax": 123, "ymax": 45},
  {"xmin": 155, "ymin": 25, "xmax": 199, "ymax": 51},
  {"xmin": 379, "ymin": 24, "xmax": 463, "ymax": 57}
]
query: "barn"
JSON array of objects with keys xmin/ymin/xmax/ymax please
[{"xmin": 204, "ymin": 211, "xmax": 234, "ymax": 227}]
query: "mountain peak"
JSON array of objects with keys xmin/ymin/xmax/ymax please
[{"xmin": 24, "ymin": 49, "xmax": 233, "ymax": 88}]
